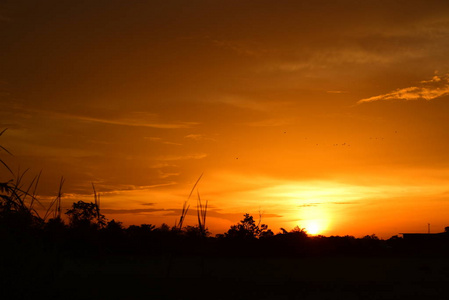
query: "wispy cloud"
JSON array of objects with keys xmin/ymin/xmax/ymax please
[
  {"xmin": 71, "ymin": 114, "xmax": 198, "ymax": 129},
  {"xmin": 184, "ymin": 134, "xmax": 217, "ymax": 142},
  {"xmin": 159, "ymin": 153, "xmax": 207, "ymax": 161},
  {"xmin": 212, "ymin": 40, "xmax": 254, "ymax": 56},
  {"xmin": 220, "ymin": 96, "xmax": 270, "ymax": 111},
  {"xmin": 358, "ymin": 74, "xmax": 449, "ymax": 103},
  {"xmin": 297, "ymin": 201, "xmax": 356, "ymax": 208},
  {"xmin": 158, "ymin": 171, "xmax": 180, "ymax": 179},
  {"xmin": 162, "ymin": 141, "xmax": 183, "ymax": 146},
  {"xmin": 144, "ymin": 136, "xmax": 182, "ymax": 146},
  {"xmin": 4, "ymin": 104, "xmax": 199, "ymax": 129},
  {"xmin": 184, "ymin": 134, "xmax": 205, "ymax": 141},
  {"xmin": 298, "ymin": 203, "xmax": 320, "ymax": 207},
  {"xmin": 327, "ymin": 90, "xmax": 348, "ymax": 94},
  {"xmin": 209, "ymin": 37, "xmax": 267, "ymax": 57},
  {"xmin": 219, "ymin": 95, "xmax": 290, "ymax": 112},
  {"xmin": 246, "ymin": 118, "xmax": 293, "ymax": 127},
  {"xmin": 149, "ymin": 163, "xmax": 177, "ymax": 169},
  {"xmin": 101, "ymin": 208, "xmax": 169, "ymax": 214},
  {"xmin": 69, "ymin": 183, "xmax": 177, "ymax": 196},
  {"xmin": 144, "ymin": 137, "xmax": 162, "ymax": 141}
]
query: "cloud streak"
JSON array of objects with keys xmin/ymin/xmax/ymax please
[
  {"xmin": 101, "ymin": 208, "xmax": 169, "ymax": 214},
  {"xmin": 158, "ymin": 153, "xmax": 208, "ymax": 161},
  {"xmin": 246, "ymin": 118, "xmax": 293, "ymax": 127},
  {"xmin": 5, "ymin": 105, "xmax": 199, "ymax": 129},
  {"xmin": 69, "ymin": 114, "xmax": 198, "ymax": 129},
  {"xmin": 358, "ymin": 74, "xmax": 449, "ymax": 103}
]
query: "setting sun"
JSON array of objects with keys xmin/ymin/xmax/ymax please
[
  {"xmin": 304, "ymin": 220, "xmax": 321, "ymax": 235},
  {"xmin": 302, "ymin": 217, "xmax": 331, "ymax": 236}
]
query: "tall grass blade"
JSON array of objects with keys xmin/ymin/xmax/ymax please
[
  {"xmin": 0, "ymin": 144, "xmax": 13, "ymax": 156},
  {"xmin": 92, "ymin": 182, "xmax": 101, "ymax": 218},
  {"xmin": 0, "ymin": 128, "xmax": 13, "ymax": 174},
  {"xmin": 196, "ymin": 189, "xmax": 208, "ymax": 236},
  {"xmin": 21, "ymin": 174, "xmax": 38, "ymax": 206},
  {"xmin": 188, "ymin": 173, "xmax": 203, "ymax": 200},
  {"xmin": 197, "ymin": 190, "xmax": 202, "ymax": 233},
  {"xmin": 0, "ymin": 159, "xmax": 13, "ymax": 175},
  {"xmin": 44, "ymin": 176, "xmax": 64, "ymax": 221},
  {"xmin": 29, "ymin": 170, "xmax": 42, "ymax": 211},
  {"xmin": 176, "ymin": 173, "xmax": 203, "ymax": 230},
  {"xmin": 56, "ymin": 176, "xmax": 64, "ymax": 219}
]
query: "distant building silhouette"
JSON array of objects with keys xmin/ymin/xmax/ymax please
[{"xmin": 401, "ymin": 226, "xmax": 449, "ymax": 242}]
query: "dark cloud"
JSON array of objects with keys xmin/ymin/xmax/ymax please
[
  {"xmin": 297, "ymin": 201, "xmax": 356, "ymax": 207},
  {"xmin": 102, "ymin": 208, "xmax": 170, "ymax": 215},
  {"xmin": 298, "ymin": 203, "xmax": 321, "ymax": 207}
]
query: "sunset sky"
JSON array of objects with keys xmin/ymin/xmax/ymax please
[{"xmin": 2, "ymin": 1, "xmax": 449, "ymax": 238}]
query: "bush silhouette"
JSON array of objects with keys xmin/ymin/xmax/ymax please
[
  {"xmin": 65, "ymin": 200, "xmax": 106, "ymax": 230},
  {"xmin": 225, "ymin": 213, "xmax": 270, "ymax": 239}
]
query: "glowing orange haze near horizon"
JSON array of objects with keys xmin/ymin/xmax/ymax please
[
  {"xmin": 2, "ymin": 1, "xmax": 449, "ymax": 239},
  {"xmin": 31, "ymin": 169, "xmax": 449, "ymax": 239}
]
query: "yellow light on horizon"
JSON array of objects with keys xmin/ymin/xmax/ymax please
[{"xmin": 303, "ymin": 219, "xmax": 326, "ymax": 235}]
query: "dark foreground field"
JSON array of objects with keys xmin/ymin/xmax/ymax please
[{"xmin": 4, "ymin": 253, "xmax": 449, "ymax": 300}]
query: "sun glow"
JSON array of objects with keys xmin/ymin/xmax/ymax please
[{"xmin": 303, "ymin": 220, "xmax": 324, "ymax": 235}]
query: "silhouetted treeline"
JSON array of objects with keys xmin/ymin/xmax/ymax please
[{"xmin": 3, "ymin": 199, "xmax": 449, "ymax": 261}]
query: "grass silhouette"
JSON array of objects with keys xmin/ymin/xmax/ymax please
[{"xmin": 0, "ymin": 128, "xmax": 13, "ymax": 175}]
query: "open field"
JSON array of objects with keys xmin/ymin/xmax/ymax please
[{"xmin": 5, "ymin": 253, "xmax": 449, "ymax": 299}]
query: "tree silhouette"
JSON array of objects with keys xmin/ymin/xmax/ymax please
[
  {"xmin": 104, "ymin": 219, "xmax": 124, "ymax": 233},
  {"xmin": 225, "ymin": 213, "xmax": 270, "ymax": 239},
  {"xmin": 184, "ymin": 225, "xmax": 210, "ymax": 238},
  {"xmin": 65, "ymin": 201, "xmax": 106, "ymax": 230}
]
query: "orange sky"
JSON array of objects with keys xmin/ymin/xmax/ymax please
[{"xmin": 2, "ymin": 1, "xmax": 449, "ymax": 238}]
